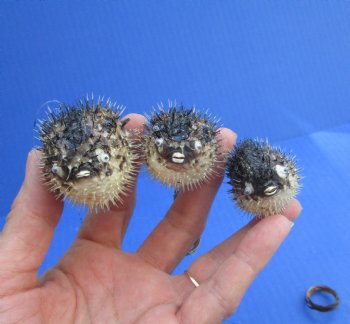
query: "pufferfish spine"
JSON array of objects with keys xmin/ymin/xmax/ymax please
[
  {"xmin": 38, "ymin": 97, "xmax": 139, "ymax": 209},
  {"xmin": 144, "ymin": 104, "xmax": 220, "ymax": 190},
  {"xmin": 226, "ymin": 139, "xmax": 301, "ymax": 217}
]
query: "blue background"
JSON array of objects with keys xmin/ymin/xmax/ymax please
[{"xmin": 1, "ymin": 1, "xmax": 350, "ymax": 323}]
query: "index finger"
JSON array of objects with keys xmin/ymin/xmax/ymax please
[{"xmin": 0, "ymin": 150, "xmax": 63, "ymax": 290}]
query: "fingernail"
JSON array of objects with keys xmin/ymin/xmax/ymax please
[{"xmin": 285, "ymin": 218, "xmax": 295, "ymax": 229}]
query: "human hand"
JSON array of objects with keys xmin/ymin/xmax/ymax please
[{"xmin": 0, "ymin": 114, "xmax": 301, "ymax": 324}]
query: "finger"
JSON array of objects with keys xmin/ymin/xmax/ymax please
[
  {"xmin": 186, "ymin": 199, "xmax": 302, "ymax": 283},
  {"xmin": 77, "ymin": 113, "xmax": 146, "ymax": 248},
  {"xmin": 178, "ymin": 206, "xmax": 302, "ymax": 323},
  {"xmin": 137, "ymin": 128, "xmax": 237, "ymax": 272},
  {"xmin": 0, "ymin": 150, "xmax": 63, "ymax": 289}
]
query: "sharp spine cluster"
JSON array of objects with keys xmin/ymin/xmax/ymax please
[
  {"xmin": 226, "ymin": 139, "xmax": 301, "ymax": 217},
  {"xmin": 144, "ymin": 103, "xmax": 220, "ymax": 190},
  {"xmin": 37, "ymin": 97, "xmax": 302, "ymax": 217},
  {"xmin": 38, "ymin": 97, "xmax": 139, "ymax": 210}
]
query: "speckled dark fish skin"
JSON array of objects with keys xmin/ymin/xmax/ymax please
[{"xmin": 227, "ymin": 139, "xmax": 300, "ymax": 217}]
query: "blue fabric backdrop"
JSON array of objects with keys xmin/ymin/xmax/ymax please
[{"xmin": 1, "ymin": 1, "xmax": 349, "ymax": 323}]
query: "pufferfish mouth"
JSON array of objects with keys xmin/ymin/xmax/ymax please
[{"xmin": 171, "ymin": 152, "xmax": 185, "ymax": 164}]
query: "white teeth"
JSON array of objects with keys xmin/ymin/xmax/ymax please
[
  {"xmin": 172, "ymin": 152, "xmax": 185, "ymax": 164},
  {"xmin": 76, "ymin": 170, "xmax": 91, "ymax": 178},
  {"xmin": 264, "ymin": 186, "xmax": 278, "ymax": 196},
  {"xmin": 172, "ymin": 157, "xmax": 184, "ymax": 163}
]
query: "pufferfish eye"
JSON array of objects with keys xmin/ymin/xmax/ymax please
[
  {"xmin": 275, "ymin": 164, "xmax": 289, "ymax": 178},
  {"xmin": 194, "ymin": 140, "xmax": 202, "ymax": 150},
  {"xmin": 155, "ymin": 138, "xmax": 164, "ymax": 146},
  {"xmin": 264, "ymin": 185, "xmax": 278, "ymax": 196},
  {"xmin": 51, "ymin": 163, "xmax": 65, "ymax": 178},
  {"xmin": 51, "ymin": 163, "xmax": 60, "ymax": 174},
  {"xmin": 244, "ymin": 182, "xmax": 254, "ymax": 195},
  {"xmin": 98, "ymin": 153, "xmax": 110, "ymax": 163}
]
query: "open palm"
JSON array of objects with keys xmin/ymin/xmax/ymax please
[{"xmin": 0, "ymin": 115, "xmax": 301, "ymax": 324}]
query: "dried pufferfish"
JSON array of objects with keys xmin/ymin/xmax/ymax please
[
  {"xmin": 38, "ymin": 98, "xmax": 138, "ymax": 209},
  {"xmin": 144, "ymin": 104, "xmax": 220, "ymax": 190},
  {"xmin": 226, "ymin": 139, "xmax": 301, "ymax": 217}
]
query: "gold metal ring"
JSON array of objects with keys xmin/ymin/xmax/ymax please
[{"xmin": 184, "ymin": 270, "xmax": 200, "ymax": 288}]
